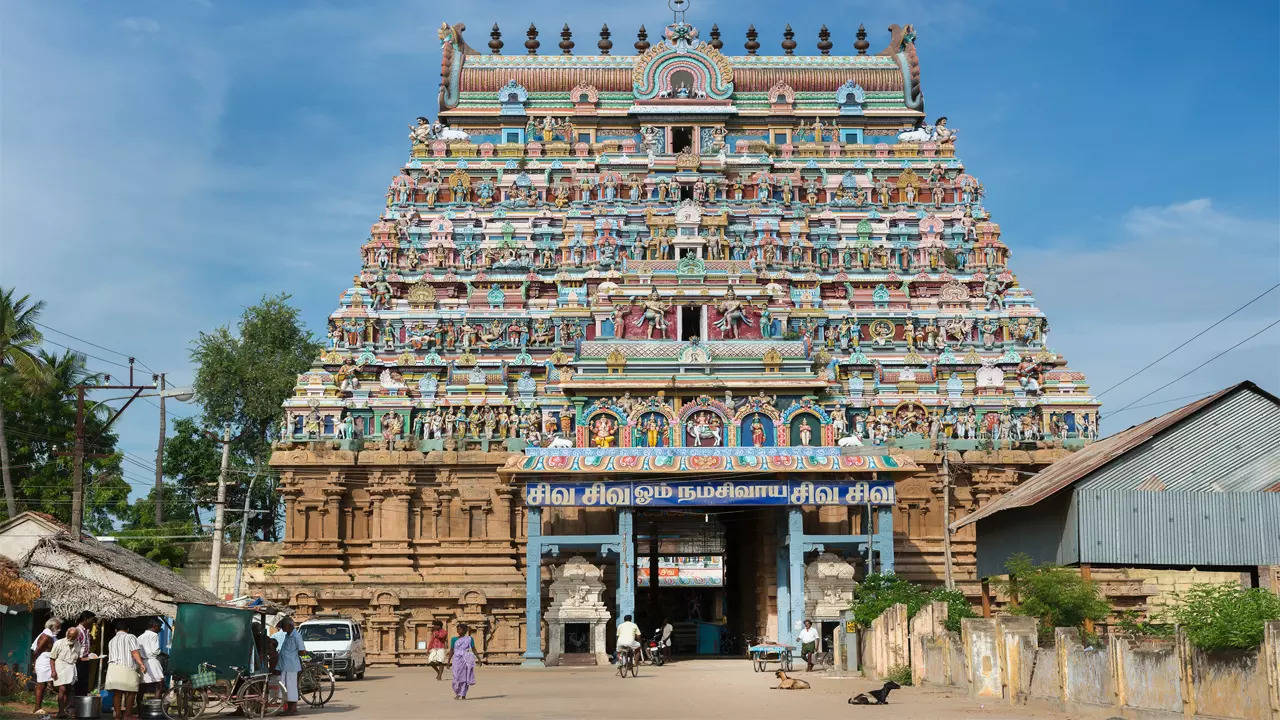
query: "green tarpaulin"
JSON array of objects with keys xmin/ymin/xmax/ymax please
[{"xmin": 169, "ymin": 603, "xmax": 254, "ymax": 679}]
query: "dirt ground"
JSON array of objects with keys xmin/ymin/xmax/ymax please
[{"xmin": 294, "ymin": 659, "xmax": 1113, "ymax": 720}]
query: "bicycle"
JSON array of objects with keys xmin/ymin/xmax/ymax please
[
  {"xmin": 161, "ymin": 674, "xmax": 208, "ymax": 720},
  {"xmin": 197, "ymin": 662, "xmax": 285, "ymax": 718},
  {"xmin": 616, "ymin": 645, "xmax": 639, "ymax": 678},
  {"xmin": 298, "ymin": 652, "xmax": 336, "ymax": 707}
]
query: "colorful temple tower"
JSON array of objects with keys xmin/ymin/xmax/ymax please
[{"xmin": 266, "ymin": 18, "xmax": 1098, "ymax": 666}]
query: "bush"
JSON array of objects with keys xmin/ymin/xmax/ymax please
[
  {"xmin": 1115, "ymin": 609, "xmax": 1174, "ymax": 638},
  {"xmin": 886, "ymin": 663, "xmax": 912, "ymax": 686},
  {"xmin": 848, "ymin": 573, "xmax": 976, "ymax": 632},
  {"xmin": 1162, "ymin": 583, "xmax": 1280, "ymax": 651},
  {"xmin": 930, "ymin": 587, "xmax": 977, "ymax": 633},
  {"xmin": 998, "ymin": 554, "xmax": 1110, "ymax": 640}
]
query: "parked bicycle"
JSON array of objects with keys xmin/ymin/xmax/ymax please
[
  {"xmin": 197, "ymin": 662, "xmax": 285, "ymax": 718},
  {"xmin": 161, "ymin": 669, "xmax": 208, "ymax": 720},
  {"xmin": 298, "ymin": 651, "xmax": 337, "ymax": 706}
]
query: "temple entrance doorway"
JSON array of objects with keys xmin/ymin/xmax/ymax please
[{"xmin": 635, "ymin": 508, "xmax": 777, "ymax": 657}]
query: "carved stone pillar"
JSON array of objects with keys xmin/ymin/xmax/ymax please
[{"xmin": 362, "ymin": 471, "xmax": 415, "ymax": 575}]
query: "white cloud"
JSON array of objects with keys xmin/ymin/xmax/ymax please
[
  {"xmin": 1015, "ymin": 198, "xmax": 1280, "ymax": 431},
  {"xmin": 118, "ymin": 17, "xmax": 160, "ymax": 34}
]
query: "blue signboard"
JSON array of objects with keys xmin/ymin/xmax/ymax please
[{"xmin": 522, "ymin": 479, "xmax": 895, "ymax": 507}]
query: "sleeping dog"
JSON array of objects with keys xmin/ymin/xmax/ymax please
[
  {"xmin": 848, "ymin": 680, "xmax": 901, "ymax": 705},
  {"xmin": 772, "ymin": 670, "xmax": 811, "ymax": 690}
]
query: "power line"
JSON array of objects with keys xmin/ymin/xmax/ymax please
[
  {"xmin": 1107, "ymin": 318, "xmax": 1280, "ymax": 416},
  {"xmin": 33, "ymin": 321, "xmax": 158, "ymax": 374},
  {"xmin": 1095, "ymin": 282, "xmax": 1280, "ymax": 398},
  {"xmin": 36, "ymin": 336, "xmax": 137, "ymax": 373},
  {"xmin": 1102, "ymin": 390, "xmax": 1218, "ymax": 418}
]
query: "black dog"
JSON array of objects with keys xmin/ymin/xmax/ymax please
[{"xmin": 848, "ymin": 680, "xmax": 901, "ymax": 705}]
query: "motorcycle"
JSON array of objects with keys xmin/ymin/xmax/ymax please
[{"xmin": 642, "ymin": 629, "xmax": 667, "ymax": 666}]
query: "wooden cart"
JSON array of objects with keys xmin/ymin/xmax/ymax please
[{"xmin": 747, "ymin": 643, "xmax": 795, "ymax": 672}]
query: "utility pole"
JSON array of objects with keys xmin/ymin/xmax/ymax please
[
  {"xmin": 208, "ymin": 424, "xmax": 231, "ymax": 596},
  {"xmin": 232, "ymin": 473, "xmax": 256, "ymax": 598},
  {"xmin": 70, "ymin": 387, "xmax": 86, "ymax": 539},
  {"xmin": 64, "ymin": 360, "xmax": 154, "ymax": 538},
  {"xmin": 154, "ymin": 373, "xmax": 166, "ymax": 525},
  {"xmin": 941, "ymin": 444, "xmax": 955, "ymax": 590}
]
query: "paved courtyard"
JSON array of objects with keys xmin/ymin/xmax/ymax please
[{"xmin": 302, "ymin": 660, "xmax": 1111, "ymax": 720}]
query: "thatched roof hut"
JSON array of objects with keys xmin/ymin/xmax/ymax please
[{"xmin": 18, "ymin": 531, "xmax": 217, "ymax": 619}]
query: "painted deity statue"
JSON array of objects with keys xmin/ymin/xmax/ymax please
[
  {"xmin": 636, "ymin": 290, "xmax": 670, "ymax": 339},
  {"xmin": 713, "ymin": 288, "xmax": 753, "ymax": 339},
  {"xmin": 750, "ymin": 415, "xmax": 766, "ymax": 447},
  {"xmin": 591, "ymin": 415, "xmax": 617, "ymax": 448},
  {"xmin": 798, "ymin": 418, "xmax": 814, "ymax": 446}
]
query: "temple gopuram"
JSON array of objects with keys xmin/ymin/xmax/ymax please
[{"xmin": 264, "ymin": 15, "xmax": 1099, "ymax": 666}]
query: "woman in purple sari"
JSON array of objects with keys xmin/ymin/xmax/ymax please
[{"xmin": 449, "ymin": 623, "xmax": 477, "ymax": 700}]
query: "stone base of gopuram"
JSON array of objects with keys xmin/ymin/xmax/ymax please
[
  {"xmin": 257, "ymin": 443, "xmax": 1073, "ymax": 665},
  {"xmin": 259, "ymin": 444, "xmax": 532, "ymax": 665}
]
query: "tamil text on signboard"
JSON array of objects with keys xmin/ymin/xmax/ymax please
[{"xmin": 523, "ymin": 479, "xmax": 895, "ymax": 507}]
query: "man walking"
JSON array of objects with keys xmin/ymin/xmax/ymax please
[
  {"xmin": 798, "ymin": 619, "xmax": 820, "ymax": 672},
  {"xmin": 273, "ymin": 617, "xmax": 305, "ymax": 716}
]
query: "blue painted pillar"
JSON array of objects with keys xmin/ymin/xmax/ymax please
[
  {"xmin": 617, "ymin": 508, "xmax": 635, "ymax": 622},
  {"xmin": 522, "ymin": 506, "xmax": 545, "ymax": 666},
  {"xmin": 787, "ymin": 507, "xmax": 805, "ymax": 644},
  {"xmin": 876, "ymin": 506, "xmax": 895, "ymax": 574},
  {"xmin": 776, "ymin": 515, "xmax": 790, "ymax": 644}
]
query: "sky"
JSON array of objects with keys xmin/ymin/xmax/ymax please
[{"xmin": 2, "ymin": 0, "xmax": 1278, "ymax": 500}]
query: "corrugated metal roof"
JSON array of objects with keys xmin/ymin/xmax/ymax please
[
  {"xmin": 1079, "ymin": 390, "xmax": 1280, "ymax": 492},
  {"xmin": 951, "ymin": 381, "xmax": 1280, "ymax": 530},
  {"xmin": 1077, "ymin": 489, "xmax": 1280, "ymax": 566}
]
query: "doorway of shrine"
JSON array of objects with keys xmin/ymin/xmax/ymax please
[{"xmin": 633, "ymin": 508, "xmax": 778, "ymax": 657}]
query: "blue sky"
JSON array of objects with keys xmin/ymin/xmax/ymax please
[{"xmin": 2, "ymin": 1, "xmax": 1278, "ymax": 498}]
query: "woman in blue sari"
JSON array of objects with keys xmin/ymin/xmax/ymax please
[{"xmin": 448, "ymin": 623, "xmax": 477, "ymax": 700}]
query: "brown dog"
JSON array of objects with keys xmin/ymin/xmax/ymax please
[{"xmin": 772, "ymin": 670, "xmax": 811, "ymax": 690}]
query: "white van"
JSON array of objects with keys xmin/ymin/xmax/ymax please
[{"xmin": 298, "ymin": 616, "xmax": 367, "ymax": 680}]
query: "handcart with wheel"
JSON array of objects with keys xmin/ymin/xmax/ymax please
[{"xmin": 747, "ymin": 643, "xmax": 795, "ymax": 672}]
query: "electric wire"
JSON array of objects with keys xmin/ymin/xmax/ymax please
[
  {"xmin": 1105, "ymin": 315, "xmax": 1274, "ymax": 412},
  {"xmin": 32, "ymin": 321, "xmax": 158, "ymax": 374},
  {"xmin": 1095, "ymin": 282, "xmax": 1280, "ymax": 398},
  {"xmin": 1101, "ymin": 389, "xmax": 1219, "ymax": 418}
]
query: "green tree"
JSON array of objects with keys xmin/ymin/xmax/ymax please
[
  {"xmin": 183, "ymin": 294, "xmax": 320, "ymax": 540},
  {"xmin": 0, "ymin": 288, "xmax": 50, "ymax": 519},
  {"xmin": 999, "ymin": 554, "xmax": 1110, "ymax": 640},
  {"xmin": 160, "ymin": 416, "xmax": 277, "ymax": 540},
  {"xmin": 2, "ymin": 350, "xmax": 130, "ymax": 531},
  {"xmin": 117, "ymin": 487, "xmax": 200, "ymax": 567}
]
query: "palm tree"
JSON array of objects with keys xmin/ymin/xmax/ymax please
[{"xmin": 0, "ymin": 288, "xmax": 50, "ymax": 518}]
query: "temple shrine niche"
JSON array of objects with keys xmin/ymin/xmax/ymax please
[{"xmin": 262, "ymin": 13, "xmax": 1099, "ymax": 666}]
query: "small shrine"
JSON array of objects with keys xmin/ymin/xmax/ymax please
[{"xmin": 544, "ymin": 557, "xmax": 612, "ymax": 666}]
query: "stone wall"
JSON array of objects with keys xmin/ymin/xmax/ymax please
[
  {"xmin": 1113, "ymin": 567, "xmax": 1253, "ymax": 610},
  {"xmin": 180, "ymin": 541, "xmax": 281, "ymax": 600},
  {"xmin": 259, "ymin": 445, "xmax": 1067, "ymax": 665},
  {"xmin": 889, "ymin": 603, "xmax": 1280, "ymax": 719},
  {"xmin": 860, "ymin": 602, "xmax": 908, "ymax": 680}
]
